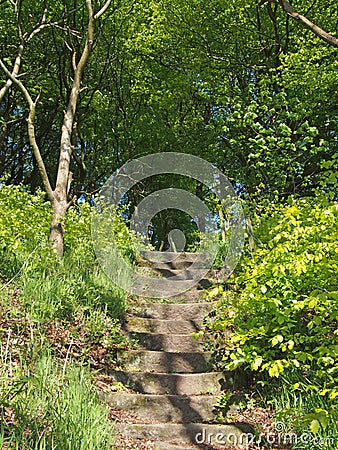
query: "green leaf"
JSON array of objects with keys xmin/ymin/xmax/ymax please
[
  {"xmin": 310, "ymin": 419, "xmax": 320, "ymax": 434},
  {"xmin": 252, "ymin": 357, "xmax": 263, "ymax": 370}
]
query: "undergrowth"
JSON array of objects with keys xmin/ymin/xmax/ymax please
[
  {"xmin": 0, "ymin": 184, "xmax": 136, "ymax": 448},
  {"xmin": 0, "ymin": 351, "xmax": 112, "ymax": 450}
]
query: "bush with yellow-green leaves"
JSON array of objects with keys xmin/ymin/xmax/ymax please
[{"xmin": 210, "ymin": 195, "xmax": 338, "ymax": 443}]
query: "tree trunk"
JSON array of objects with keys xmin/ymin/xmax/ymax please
[
  {"xmin": 48, "ymin": 0, "xmax": 94, "ymax": 256},
  {"xmin": 218, "ymin": 207, "xmax": 228, "ymax": 243},
  {"xmin": 50, "ymin": 200, "xmax": 68, "ymax": 258}
]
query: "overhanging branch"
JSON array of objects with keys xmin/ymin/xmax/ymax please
[
  {"xmin": 94, "ymin": 0, "xmax": 114, "ymax": 19},
  {"xmin": 260, "ymin": 0, "xmax": 338, "ymax": 47}
]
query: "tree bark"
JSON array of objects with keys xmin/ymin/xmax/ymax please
[
  {"xmin": 218, "ymin": 207, "xmax": 228, "ymax": 243},
  {"xmin": 0, "ymin": 44, "xmax": 24, "ymax": 103},
  {"xmin": 50, "ymin": 0, "xmax": 95, "ymax": 256}
]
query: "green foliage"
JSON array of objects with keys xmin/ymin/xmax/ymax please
[
  {"xmin": 0, "ymin": 185, "xmax": 137, "ymax": 323},
  {"xmin": 65, "ymin": 202, "xmax": 135, "ymax": 263},
  {"xmin": 0, "ymin": 184, "xmax": 50, "ymax": 250},
  {"xmin": 0, "ymin": 353, "xmax": 112, "ymax": 450},
  {"xmin": 1, "ymin": 0, "xmax": 337, "ymax": 207},
  {"xmin": 209, "ymin": 195, "xmax": 338, "ymax": 440},
  {"xmin": 269, "ymin": 373, "xmax": 338, "ymax": 449}
]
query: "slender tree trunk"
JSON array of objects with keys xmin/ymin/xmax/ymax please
[
  {"xmin": 0, "ymin": 0, "xmax": 113, "ymax": 257},
  {"xmin": 50, "ymin": 200, "xmax": 68, "ymax": 257},
  {"xmin": 218, "ymin": 207, "xmax": 227, "ymax": 243},
  {"xmin": 49, "ymin": 0, "xmax": 94, "ymax": 256}
]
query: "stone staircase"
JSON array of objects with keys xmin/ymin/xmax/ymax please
[{"xmin": 103, "ymin": 252, "xmax": 250, "ymax": 448}]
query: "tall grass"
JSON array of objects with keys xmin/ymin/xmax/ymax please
[
  {"xmin": 0, "ymin": 350, "xmax": 113, "ymax": 450},
  {"xmin": 16, "ymin": 251, "xmax": 128, "ymax": 323},
  {"xmin": 0, "ymin": 185, "xmax": 136, "ymax": 325}
]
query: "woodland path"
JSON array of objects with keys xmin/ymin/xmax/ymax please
[{"xmin": 103, "ymin": 252, "xmax": 252, "ymax": 449}]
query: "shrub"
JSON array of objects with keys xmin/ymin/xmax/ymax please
[{"xmin": 209, "ymin": 195, "xmax": 338, "ymax": 441}]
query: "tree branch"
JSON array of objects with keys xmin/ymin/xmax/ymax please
[
  {"xmin": 260, "ymin": 0, "xmax": 338, "ymax": 47},
  {"xmin": 0, "ymin": 1, "xmax": 81, "ymax": 103},
  {"xmin": 94, "ymin": 0, "xmax": 114, "ymax": 19},
  {"xmin": 54, "ymin": 0, "xmax": 94, "ymax": 200},
  {"xmin": 0, "ymin": 59, "xmax": 54, "ymax": 202},
  {"xmin": 0, "ymin": 44, "xmax": 24, "ymax": 102}
]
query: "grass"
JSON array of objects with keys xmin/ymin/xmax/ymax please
[
  {"xmin": 0, "ymin": 350, "xmax": 113, "ymax": 450},
  {"xmin": 266, "ymin": 373, "xmax": 338, "ymax": 450},
  {"xmin": 0, "ymin": 232, "xmax": 133, "ymax": 449},
  {"xmin": 0, "ymin": 255, "xmax": 130, "ymax": 449}
]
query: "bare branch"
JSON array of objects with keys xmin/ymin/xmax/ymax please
[
  {"xmin": 55, "ymin": 0, "xmax": 94, "ymax": 200},
  {"xmin": 94, "ymin": 0, "xmax": 113, "ymax": 20},
  {"xmin": 41, "ymin": 1, "xmax": 48, "ymax": 23},
  {"xmin": 1, "ymin": 14, "xmax": 79, "ymax": 102},
  {"xmin": 0, "ymin": 58, "xmax": 33, "ymax": 107},
  {"xmin": 72, "ymin": 51, "xmax": 77, "ymax": 71},
  {"xmin": 26, "ymin": 21, "xmax": 62, "ymax": 42},
  {"xmin": 0, "ymin": 44, "xmax": 24, "ymax": 102},
  {"xmin": 0, "ymin": 59, "xmax": 54, "ymax": 202},
  {"xmin": 0, "ymin": 0, "xmax": 81, "ymax": 105}
]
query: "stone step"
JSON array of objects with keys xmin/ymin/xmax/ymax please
[
  {"xmin": 131, "ymin": 302, "xmax": 212, "ymax": 320},
  {"xmin": 117, "ymin": 350, "xmax": 213, "ymax": 373},
  {"xmin": 130, "ymin": 332, "xmax": 205, "ymax": 352},
  {"xmin": 135, "ymin": 265, "xmax": 212, "ymax": 289},
  {"xmin": 114, "ymin": 422, "xmax": 256, "ymax": 446},
  {"xmin": 103, "ymin": 393, "xmax": 221, "ymax": 423},
  {"xmin": 140, "ymin": 251, "xmax": 201, "ymax": 265},
  {"xmin": 152, "ymin": 268, "xmax": 211, "ymax": 279},
  {"xmin": 151, "ymin": 268, "xmax": 214, "ymax": 290},
  {"xmin": 133, "ymin": 278, "xmax": 212, "ymax": 299},
  {"xmin": 150, "ymin": 260, "xmax": 208, "ymax": 271},
  {"xmin": 140, "ymin": 258, "xmax": 198, "ymax": 272},
  {"xmin": 155, "ymin": 289, "xmax": 211, "ymax": 303},
  {"xmin": 124, "ymin": 317, "xmax": 203, "ymax": 334},
  {"xmin": 166, "ymin": 289, "xmax": 207, "ymax": 304},
  {"xmin": 147, "ymin": 269, "xmax": 214, "ymax": 290},
  {"xmin": 110, "ymin": 370, "xmax": 224, "ymax": 395}
]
